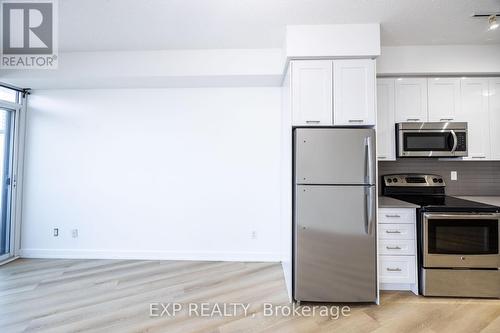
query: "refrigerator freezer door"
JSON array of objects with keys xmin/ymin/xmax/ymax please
[
  {"xmin": 295, "ymin": 128, "xmax": 376, "ymax": 185},
  {"xmin": 294, "ymin": 185, "xmax": 377, "ymax": 302}
]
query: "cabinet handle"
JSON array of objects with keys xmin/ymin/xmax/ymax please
[
  {"xmin": 385, "ymin": 214, "xmax": 401, "ymax": 218},
  {"xmin": 471, "ymin": 156, "xmax": 486, "ymax": 159},
  {"xmin": 406, "ymin": 118, "xmax": 420, "ymax": 121},
  {"xmin": 305, "ymin": 120, "xmax": 320, "ymax": 124},
  {"xmin": 386, "ymin": 267, "xmax": 402, "ymax": 272},
  {"xmin": 440, "ymin": 118, "xmax": 454, "ymax": 121},
  {"xmin": 386, "ymin": 246, "xmax": 402, "ymax": 250},
  {"xmin": 378, "ymin": 156, "xmax": 387, "ymax": 159},
  {"xmin": 349, "ymin": 119, "xmax": 364, "ymax": 123},
  {"xmin": 385, "ymin": 230, "xmax": 402, "ymax": 234}
]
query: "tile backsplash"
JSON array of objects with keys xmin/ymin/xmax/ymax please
[{"xmin": 379, "ymin": 159, "xmax": 500, "ymax": 196}]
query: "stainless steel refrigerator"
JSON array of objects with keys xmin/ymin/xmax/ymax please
[{"xmin": 293, "ymin": 128, "xmax": 377, "ymax": 303}]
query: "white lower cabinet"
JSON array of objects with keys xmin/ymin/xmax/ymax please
[
  {"xmin": 379, "ymin": 239, "xmax": 416, "ymax": 255},
  {"xmin": 379, "ymin": 256, "xmax": 416, "ymax": 284},
  {"xmin": 379, "ymin": 223, "xmax": 415, "ymax": 240},
  {"xmin": 378, "ymin": 207, "xmax": 418, "ymax": 294},
  {"xmin": 378, "ymin": 208, "xmax": 415, "ymax": 224}
]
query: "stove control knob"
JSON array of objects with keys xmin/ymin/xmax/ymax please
[
  {"xmin": 387, "ymin": 178, "xmax": 392, "ymax": 183},
  {"xmin": 438, "ymin": 179, "xmax": 443, "ymax": 183},
  {"xmin": 393, "ymin": 178, "xmax": 398, "ymax": 183},
  {"xmin": 432, "ymin": 178, "xmax": 438, "ymax": 183},
  {"xmin": 461, "ymin": 256, "xmax": 466, "ymax": 261}
]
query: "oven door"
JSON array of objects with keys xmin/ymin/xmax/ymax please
[
  {"xmin": 398, "ymin": 130, "xmax": 467, "ymax": 157},
  {"xmin": 423, "ymin": 213, "xmax": 500, "ymax": 268}
]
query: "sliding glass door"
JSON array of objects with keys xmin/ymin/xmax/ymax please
[
  {"xmin": 0, "ymin": 85, "xmax": 24, "ymax": 264},
  {"xmin": 0, "ymin": 108, "xmax": 15, "ymax": 262}
]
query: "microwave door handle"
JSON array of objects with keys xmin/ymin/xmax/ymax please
[{"xmin": 450, "ymin": 130, "xmax": 458, "ymax": 153}]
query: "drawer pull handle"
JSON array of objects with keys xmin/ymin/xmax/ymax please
[
  {"xmin": 385, "ymin": 214, "xmax": 401, "ymax": 218},
  {"xmin": 440, "ymin": 118, "xmax": 453, "ymax": 121},
  {"xmin": 406, "ymin": 118, "xmax": 420, "ymax": 121},
  {"xmin": 306, "ymin": 120, "xmax": 320, "ymax": 124},
  {"xmin": 386, "ymin": 267, "xmax": 402, "ymax": 272},
  {"xmin": 348, "ymin": 119, "xmax": 364, "ymax": 123},
  {"xmin": 472, "ymin": 156, "xmax": 486, "ymax": 159},
  {"xmin": 386, "ymin": 246, "xmax": 402, "ymax": 250},
  {"xmin": 386, "ymin": 230, "xmax": 401, "ymax": 234}
]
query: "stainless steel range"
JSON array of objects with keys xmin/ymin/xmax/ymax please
[{"xmin": 383, "ymin": 174, "xmax": 500, "ymax": 298}]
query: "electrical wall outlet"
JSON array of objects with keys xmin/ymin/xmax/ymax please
[
  {"xmin": 451, "ymin": 171, "xmax": 458, "ymax": 181},
  {"xmin": 53, "ymin": 228, "xmax": 59, "ymax": 237},
  {"xmin": 72, "ymin": 229, "xmax": 78, "ymax": 238},
  {"xmin": 251, "ymin": 231, "xmax": 257, "ymax": 240}
]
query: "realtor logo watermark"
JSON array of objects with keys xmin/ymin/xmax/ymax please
[{"xmin": 1, "ymin": 0, "xmax": 58, "ymax": 69}]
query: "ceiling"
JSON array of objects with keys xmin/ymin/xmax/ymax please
[{"xmin": 60, "ymin": 0, "xmax": 500, "ymax": 52}]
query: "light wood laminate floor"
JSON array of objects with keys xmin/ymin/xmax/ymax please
[{"xmin": 1, "ymin": 259, "xmax": 499, "ymax": 332}]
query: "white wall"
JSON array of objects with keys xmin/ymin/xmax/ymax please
[
  {"xmin": 21, "ymin": 87, "xmax": 282, "ymax": 261},
  {"xmin": 1, "ymin": 49, "xmax": 284, "ymax": 89},
  {"xmin": 285, "ymin": 24, "xmax": 380, "ymax": 59},
  {"xmin": 378, "ymin": 45, "xmax": 500, "ymax": 75}
]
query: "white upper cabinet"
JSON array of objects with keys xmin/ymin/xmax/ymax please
[
  {"xmin": 333, "ymin": 59, "xmax": 376, "ymax": 126},
  {"xmin": 377, "ymin": 79, "xmax": 396, "ymax": 161},
  {"xmin": 489, "ymin": 78, "xmax": 500, "ymax": 160},
  {"xmin": 291, "ymin": 60, "xmax": 333, "ymax": 126},
  {"xmin": 458, "ymin": 78, "xmax": 490, "ymax": 160},
  {"xmin": 395, "ymin": 78, "xmax": 428, "ymax": 123},
  {"xmin": 427, "ymin": 78, "xmax": 460, "ymax": 122}
]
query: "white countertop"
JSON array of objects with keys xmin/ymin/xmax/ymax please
[
  {"xmin": 455, "ymin": 196, "xmax": 500, "ymax": 207},
  {"xmin": 378, "ymin": 196, "xmax": 420, "ymax": 209}
]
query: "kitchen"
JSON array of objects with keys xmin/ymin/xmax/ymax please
[
  {"xmin": 281, "ymin": 27, "xmax": 500, "ymax": 304},
  {"xmin": 1, "ymin": 1, "xmax": 500, "ymax": 332}
]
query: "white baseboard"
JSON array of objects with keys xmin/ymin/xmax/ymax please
[{"xmin": 19, "ymin": 248, "xmax": 281, "ymax": 262}]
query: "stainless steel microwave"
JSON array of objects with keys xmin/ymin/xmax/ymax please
[{"xmin": 397, "ymin": 122, "xmax": 468, "ymax": 157}]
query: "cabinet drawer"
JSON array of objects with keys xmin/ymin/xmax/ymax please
[
  {"xmin": 379, "ymin": 255, "xmax": 416, "ymax": 284},
  {"xmin": 379, "ymin": 239, "xmax": 415, "ymax": 255},
  {"xmin": 378, "ymin": 208, "xmax": 415, "ymax": 224},
  {"xmin": 379, "ymin": 223, "xmax": 415, "ymax": 240}
]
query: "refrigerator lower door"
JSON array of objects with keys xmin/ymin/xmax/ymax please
[
  {"xmin": 294, "ymin": 185, "xmax": 376, "ymax": 302},
  {"xmin": 295, "ymin": 128, "xmax": 376, "ymax": 185}
]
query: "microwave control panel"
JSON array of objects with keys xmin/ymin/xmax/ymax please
[{"xmin": 455, "ymin": 132, "xmax": 467, "ymax": 151}]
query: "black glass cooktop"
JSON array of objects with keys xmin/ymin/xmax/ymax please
[{"xmin": 389, "ymin": 195, "xmax": 500, "ymax": 212}]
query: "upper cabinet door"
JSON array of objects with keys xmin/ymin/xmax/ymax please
[
  {"xmin": 428, "ymin": 78, "xmax": 461, "ymax": 122},
  {"xmin": 377, "ymin": 79, "xmax": 396, "ymax": 161},
  {"xmin": 291, "ymin": 60, "xmax": 333, "ymax": 126},
  {"xmin": 333, "ymin": 59, "xmax": 376, "ymax": 126},
  {"xmin": 489, "ymin": 78, "xmax": 500, "ymax": 160},
  {"xmin": 458, "ymin": 78, "xmax": 490, "ymax": 160},
  {"xmin": 395, "ymin": 78, "xmax": 428, "ymax": 123}
]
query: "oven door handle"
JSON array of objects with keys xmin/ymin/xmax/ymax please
[
  {"xmin": 423, "ymin": 213, "xmax": 500, "ymax": 220},
  {"xmin": 450, "ymin": 130, "xmax": 458, "ymax": 153}
]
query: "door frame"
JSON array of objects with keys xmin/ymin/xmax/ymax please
[{"xmin": 0, "ymin": 95, "xmax": 27, "ymax": 265}]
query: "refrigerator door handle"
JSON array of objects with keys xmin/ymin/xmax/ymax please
[
  {"xmin": 364, "ymin": 136, "xmax": 374, "ymax": 185},
  {"xmin": 364, "ymin": 187, "xmax": 375, "ymax": 235}
]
